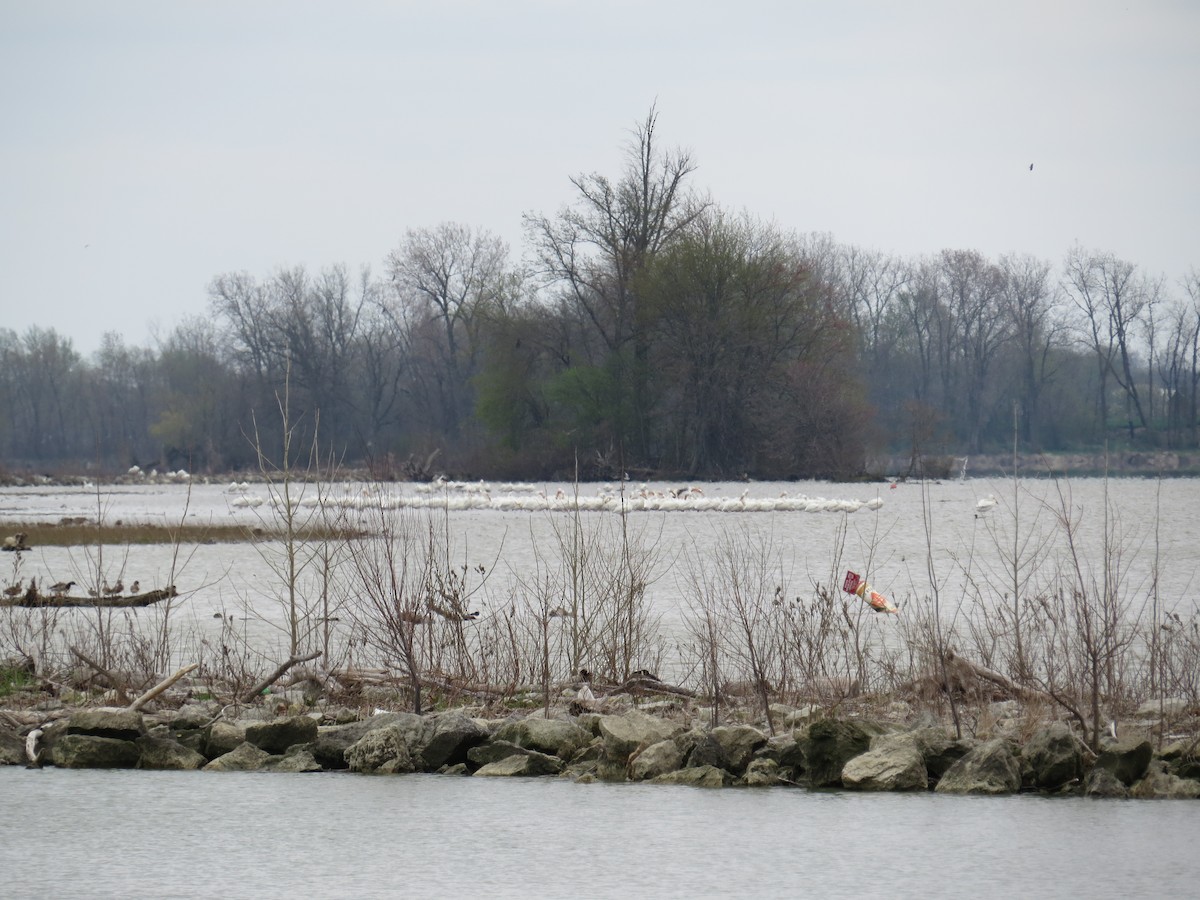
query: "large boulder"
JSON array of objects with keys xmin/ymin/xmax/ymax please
[
  {"xmin": 49, "ymin": 734, "xmax": 140, "ymax": 769},
  {"xmin": 1022, "ymin": 722, "xmax": 1085, "ymax": 790},
  {"xmin": 136, "ymin": 735, "xmax": 207, "ymax": 770},
  {"xmin": 651, "ymin": 765, "xmax": 732, "ymax": 787},
  {"xmin": 685, "ymin": 733, "xmax": 731, "ymax": 772},
  {"xmin": 310, "ymin": 712, "xmax": 426, "ymax": 770},
  {"xmin": 842, "ymin": 733, "xmax": 927, "ymax": 791},
  {"xmin": 494, "ymin": 716, "xmax": 592, "ymax": 760},
  {"xmin": 767, "ymin": 735, "xmax": 807, "ymax": 779},
  {"xmin": 244, "ymin": 716, "xmax": 318, "ymax": 754},
  {"xmin": 630, "ymin": 739, "xmax": 684, "ymax": 781},
  {"xmin": 1083, "ymin": 766, "xmax": 1129, "ymax": 798},
  {"xmin": 204, "ymin": 741, "xmax": 275, "ymax": 772},
  {"xmin": 267, "ymin": 749, "xmax": 324, "ymax": 773},
  {"xmin": 67, "ymin": 708, "xmax": 146, "ymax": 741},
  {"xmin": 708, "ymin": 725, "xmax": 768, "ymax": 776},
  {"xmin": 422, "ymin": 712, "xmax": 489, "ymax": 769},
  {"xmin": 345, "ymin": 724, "xmax": 417, "ymax": 774},
  {"xmin": 473, "ymin": 750, "xmax": 563, "ymax": 777},
  {"xmin": 935, "ymin": 739, "xmax": 1021, "ymax": 794},
  {"xmin": 884, "ymin": 727, "xmax": 969, "ymax": 782},
  {"xmin": 598, "ymin": 709, "xmax": 682, "ymax": 762},
  {"xmin": 0, "ymin": 727, "xmax": 25, "ymax": 765},
  {"xmin": 744, "ymin": 758, "xmax": 783, "ymax": 786},
  {"xmin": 1130, "ymin": 761, "xmax": 1200, "ymax": 799},
  {"xmin": 467, "ymin": 739, "xmax": 535, "ymax": 768},
  {"xmin": 204, "ymin": 721, "xmax": 247, "ymax": 759},
  {"xmin": 803, "ymin": 719, "xmax": 892, "ymax": 788},
  {"xmin": 1094, "ymin": 738, "xmax": 1153, "ymax": 786}
]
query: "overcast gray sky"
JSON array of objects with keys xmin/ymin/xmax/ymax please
[{"xmin": 2, "ymin": 0, "xmax": 1197, "ymax": 356}]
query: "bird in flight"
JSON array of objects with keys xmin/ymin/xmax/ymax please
[{"xmin": 1029, "ymin": 163, "xmax": 1034, "ymax": 171}]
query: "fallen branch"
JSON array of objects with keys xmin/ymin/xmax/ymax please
[
  {"xmin": 242, "ymin": 650, "xmax": 322, "ymax": 703},
  {"xmin": 6, "ymin": 586, "xmax": 179, "ymax": 609},
  {"xmin": 943, "ymin": 649, "xmax": 1044, "ymax": 701},
  {"xmin": 601, "ymin": 673, "xmax": 697, "ymax": 699},
  {"xmin": 944, "ymin": 649, "xmax": 1093, "ymax": 744},
  {"xmin": 128, "ymin": 663, "xmax": 199, "ymax": 711},
  {"xmin": 69, "ymin": 646, "xmax": 130, "ymax": 704}
]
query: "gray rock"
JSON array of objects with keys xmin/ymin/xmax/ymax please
[
  {"xmin": 916, "ymin": 731, "xmax": 972, "ymax": 781},
  {"xmin": 467, "ymin": 739, "xmax": 534, "ymax": 768},
  {"xmin": 474, "ymin": 750, "xmax": 563, "ymax": 777},
  {"xmin": 166, "ymin": 703, "xmax": 217, "ymax": 731},
  {"xmin": 842, "ymin": 737, "xmax": 927, "ymax": 792},
  {"xmin": 345, "ymin": 724, "xmax": 416, "ymax": 774},
  {"xmin": 0, "ymin": 727, "xmax": 25, "ymax": 765},
  {"xmin": 1094, "ymin": 739, "xmax": 1153, "ymax": 786},
  {"xmin": 1022, "ymin": 722, "xmax": 1085, "ymax": 790},
  {"xmin": 204, "ymin": 741, "xmax": 275, "ymax": 772},
  {"xmin": 1083, "ymin": 766, "xmax": 1129, "ymax": 798},
  {"xmin": 708, "ymin": 725, "xmax": 768, "ymax": 775},
  {"xmin": 421, "ymin": 712, "xmax": 489, "ymax": 769},
  {"xmin": 630, "ymin": 739, "xmax": 684, "ymax": 781},
  {"xmin": 204, "ymin": 721, "xmax": 246, "ymax": 759},
  {"xmin": 494, "ymin": 716, "xmax": 592, "ymax": 759},
  {"xmin": 598, "ymin": 709, "xmax": 682, "ymax": 762},
  {"xmin": 743, "ymin": 758, "xmax": 782, "ymax": 786},
  {"xmin": 309, "ymin": 713, "xmax": 424, "ymax": 770},
  {"xmin": 1130, "ymin": 761, "xmax": 1200, "ymax": 799},
  {"xmin": 770, "ymin": 735, "xmax": 807, "ymax": 773},
  {"xmin": 1168, "ymin": 755, "xmax": 1200, "ymax": 782},
  {"xmin": 136, "ymin": 735, "xmax": 207, "ymax": 770},
  {"xmin": 268, "ymin": 749, "xmax": 324, "ymax": 773},
  {"xmin": 1134, "ymin": 697, "xmax": 1189, "ymax": 718},
  {"xmin": 651, "ymin": 764, "xmax": 732, "ymax": 787},
  {"xmin": 49, "ymin": 734, "xmax": 141, "ymax": 769},
  {"xmin": 244, "ymin": 716, "xmax": 318, "ymax": 754},
  {"xmin": 67, "ymin": 708, "xmax": 146, "ymax": 741},
  {"xmin": 935, "ymin": 739, "xmax": 1021, "ymax": 794},
  {"xmin": 685, "ymin": 733, "xmax": 731, "ymax": 771},
  {"xmin": 803, "ymin": 719, "xmax": 893, "ymax": 787}
]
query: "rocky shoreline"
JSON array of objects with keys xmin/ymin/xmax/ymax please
[{"xmin": 4, "ymin": 695, "xmax": 1198, "ymax": 799}]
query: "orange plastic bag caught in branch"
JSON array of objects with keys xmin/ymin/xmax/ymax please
[{"xmin": 842, "ymin": 570, "xmax": 899, "ymax": 614}]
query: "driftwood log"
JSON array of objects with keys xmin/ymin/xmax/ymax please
[
  {"xmin": 69, "ymin": 646, "xmax": 131, "ymax": 704},
  {"xmin": 128, "ymin": 663, "xmax": 199, "ymax": 711},
  {"xmin": 242, "ymin": 650, "xmax": 323, "ymax": 703},
  {"xmin": 3, "ymin": 586, "xmax": 178, "ymax": 608}
]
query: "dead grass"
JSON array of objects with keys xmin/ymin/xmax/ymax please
[{"xmin": 1, "ymin": 521, "xmax": 363, "ymax": 548}]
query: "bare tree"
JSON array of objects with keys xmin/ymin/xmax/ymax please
[
  {"xmin": 524, "ymin": 104, "xmax": 706, "ymax": 459},
  {"xmin": 1063, "ymin": 246, "xmax": 1159, "ymax": 440},
  {"xmin": 937, "ymin": 249, "xmax": 1011, "ymax": 453},
  {"xmin": 999, "ymin": 253, "xmax": 1067, "ymax": 449},
  {"xmin": 385, "ymin": 223, "xmax": 511, "ymax": 438}
]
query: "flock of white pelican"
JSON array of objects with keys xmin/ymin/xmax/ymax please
[{"xmin": 228, "ymin": 479, "xmax": 885, "ymax": 514}]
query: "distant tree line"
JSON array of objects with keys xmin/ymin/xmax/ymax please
[{"xmin": 3, "ymin": 109, "xmax": 1199, "ymax": 480}]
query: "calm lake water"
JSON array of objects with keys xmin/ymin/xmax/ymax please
[
  {"xmin": 1, "ymin": 767, "xmax": 1198, "ymax": 899},
  {"xmin": 3, "ymin": 479, "xmax": 1200, "ymax": 898},
  {"xmin": 1, "ymin": 476, "xmax": 1197, "ymax": 677}
]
